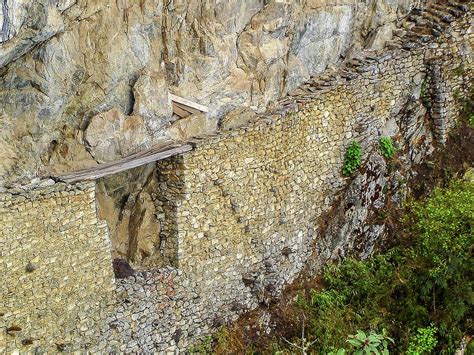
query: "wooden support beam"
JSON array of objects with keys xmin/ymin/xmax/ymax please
[
  {"xmin": 172, "ymin": 102, "xmax": 193, "ymax": 118},
  {"xmin": 55, "ymin": 144, "xmax": 192, "ymax": 183},
  {"xmin": 173, "ymin": 101, "xmax": 202, "ymax": 115},
  {"xmin": 169, "ymin": 93, "xmax": 209, "ymax": 113}
]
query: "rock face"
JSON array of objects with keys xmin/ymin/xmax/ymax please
[
  {"xmin": 84, "ymin": 109, "xmax": 151, "ymax": 163},
  {"xmin": 165, "ymin": 112, "xmax": 218, "ymax": 141},
  {"xmin": 132, "ymin": 69, "xmax": 173, "ymax": 136},
  {"xmin": 0, "ymin": 0, "xmax": 428, "ymax": 186}
]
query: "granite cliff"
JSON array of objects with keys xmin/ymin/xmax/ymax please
[{"xmin": 1, "ymin": 0, "xmax": 426, "ymax": 186}]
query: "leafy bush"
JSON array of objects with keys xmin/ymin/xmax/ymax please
[
  {"xmin": 379, "ymin": 137, "xmax": 397, "ymax": 159},
  {"xmin": 329, "ymin": 329, "xmax": 394, "ymax": 355},
  {"xmin": 291, "ymin": 179, "xmax": 473, "ymax": 353},
  {"xmin": 342, "ymin": 141, "xmax": 362, "ymax": 176},
  {"xmin": 347, "ymin": 329, "xmax": 394, "ymax": 355},
  {"xmin": 407, "ymin": 325, "xmax": 438, "ymax": 354}
]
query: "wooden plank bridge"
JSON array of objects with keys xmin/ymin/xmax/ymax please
[
  {"xmin": 55, "ymin": 143, "xmax": 192, "ymax": 183},
  {"xmin": 54, "ymin": 93, "xmax": 208, "ymax": 183}
]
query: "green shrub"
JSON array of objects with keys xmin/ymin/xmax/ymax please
[
  {"xmin": 293, "ymin": 179, "xmax": 473, "ymax": 353},
  {"xmin": 188, "ymin": 335, "xmax": 213, "ymax": 354},
  {"xmin": 342, "ymin": 141, "xmax": 362, "ymax": 176},
  {"xmin": 407, "ymin": 325, "xmax": 438, "ymax": 355},
  {"xmin": 379, "ymin": 137, "xmax": 397, "ymax": 159},
  {"xmin": 329, "ymin": 329, "xmax": 394, "ymax": 355},
  {"xmin": 348, "ymin": 329, "xmax": 394, "ymax": 355}
]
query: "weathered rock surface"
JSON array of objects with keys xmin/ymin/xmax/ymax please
[
  {"xmin": 132, "ymin": 69, "xmax": 173, "ymax": 136},
  {"xmin": 95, "ymin": 164, "xmax": 163, "ymax": 267},
  {"xmin": 165, "ymin": 112, "xmax": 218, "ymax": 141},
  {"xmin": 219, "ymin": 107, "xmax": 258, "ymax": 131},
  {"xmin": 0, "ymin": 0, "xmax": 428, "ymax": 185},
  {"xmin": 84, "ymin": 109, "xmax": 151, "ymax": 163}
]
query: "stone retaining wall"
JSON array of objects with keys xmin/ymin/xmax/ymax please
[
  {"xmin": 0, "ymin": 4, "xmax": 472, "ymax": 353},
  {"xmin": 0, "ymin": 182, "xmax": 114, "ymax": 353},
  {"xmin": 154, "ymin": 10, "xmax": 472, "ymax": 320}
]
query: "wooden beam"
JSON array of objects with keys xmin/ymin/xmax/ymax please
[
  {"xmin": 55, "ymin": 144, "xmax": 192, "ymax": 183},
  {"xmin": 172, "ymin": 103, "xmax": 192, "ymax": 118},
  {"xmin": 173, "ymin": 101, "xmax": 202, "ymax": 115},
  {"xmin": 169, "ymin": 93, "xmax": 209, "ymax": 113}
]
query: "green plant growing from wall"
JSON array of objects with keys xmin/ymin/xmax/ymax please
[
  {"xmin": 406, "ymin": 325, "xmax": 438, "ymax": 355},
  {"xmin": 420, "ymin": 80, "xmax": 431, "ymax": 109},
  {"xmin": 342, "ymin": 141, "xmax": 362, "ymax": 176},
  {"xmin": 379, "ymin": 137, "xmax": 397, "ymax": 159},
  {"xmin": 452, "ymin": 64, "xmax": 465, "ymax": 77},
  {"xmin": 188, "ymin": 335, "xmax": 214, "ymax": 354}
]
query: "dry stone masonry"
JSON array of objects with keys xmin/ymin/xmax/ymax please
[
  {"xmin": 0, "ymin": 0, "xmax": 472, "ymax": 352},
  {"xmin": 0, "ymin": 182, "xmax": 114, "ymax": 352}
]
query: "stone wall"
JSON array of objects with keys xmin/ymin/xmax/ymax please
[
  {"xmin": 141, "ymin": 9, "xmax": 470, "ymax": 351},
  {"xmin": 0, "ymin": 2, "xmax": 472, "ymax": 353},
  {"xmin": 0, "ymin": 182, "xmax": 114, "ymax": 353},
  {"xmin": 153, "ymin": 12, "xmax": 472, "ymax": 311}
]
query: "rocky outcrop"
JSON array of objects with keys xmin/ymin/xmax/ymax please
[
  {"xmin": 0, "ymin": 0, "xmax": 429, "ymax": 186},
  {"xmin": 132, "ymin": 69, "xmax": 173, "ymax": 136},
  {"xmin": 164, "ymin": 112, "xmax": 217, "ymax": 142},
  {"xmin": 84, "ymin": 109, "xmax": 151, "ymax": 163}
]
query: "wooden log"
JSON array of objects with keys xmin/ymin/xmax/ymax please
[
  {"xmin": 169, "ymin": 93, "xmax": 209, "ymax": 113},
  {"xmin": 172, "ymin": 103, "xmax": 192, "ymax": 118},
  {"xmin": 173, "ymin": 101, "xmax": 202, "ymax": 115},
  {"xmin": 55, "ymin": 144, "xmax": 192, "ymax": 183}
]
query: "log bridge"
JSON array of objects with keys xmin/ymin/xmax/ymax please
[
  {"xmin": 55, "ymin": 143, "xmax": 193, "ymax": 183},
  {"xmin": 54, "ymin": 94, "xmax": 209, "ymax": 183}
]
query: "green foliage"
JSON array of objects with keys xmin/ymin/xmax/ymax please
[
  {"xmin": 420, "ymin": 80, "xmax": 431, "ymax": 108},
  {"xmin": 468, "ymin": 114, "xmax": 474, "ymax": 128},
  {"xmin": 347, "ymin": 329, "xmax": 394, "ymax": 355},
  {"xmin": 329, "ymin": 329, "xmax": 395, "ymax": 355},
  {"xmin": 407, "ymin": 325, "xmax": 438, "ymax": 355},
  {"xmin": 188, "ymin": 335, "xmax": 214, "ymax": 354},
  {"xmin": 407, "ymin": 180, "xmax": 473, "ymax": 280},
  {"xmin": 287, "ymin": 179, "xmax": 474, "ymax": 354},
  {"xmin": 379, "ymin": 137, "xmax": 397, "ymax": 159},
  {"xmin": 453, "ymin": 64, "xmax": 465, "ymax": 77},
  {"xmin": 342, "ymin": 141, "xmax": 362, "ymax": 176}
]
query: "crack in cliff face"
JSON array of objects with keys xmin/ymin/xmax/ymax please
[{"xmin": 1, "ymin": 0, "xmax": 13, "ymax": 42}]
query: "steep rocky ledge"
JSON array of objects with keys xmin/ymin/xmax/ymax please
[{"xmin": 1, "ymin": 0, "xmax": 427, "ymax": 187}]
